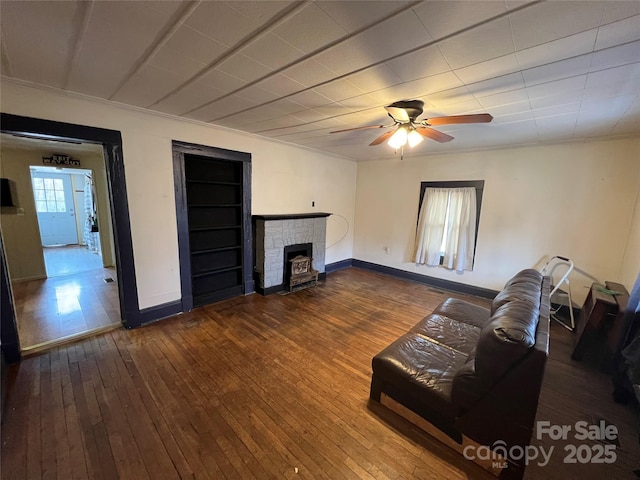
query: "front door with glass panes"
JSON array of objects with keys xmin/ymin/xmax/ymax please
[{"xmin": 31, "ymin": 170, "xmax": 78, "ymax": 246}]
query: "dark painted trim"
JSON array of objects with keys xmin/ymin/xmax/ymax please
[
  {"xmin": 172, "ymin": 141, "xmax": 253, "ymax": 311},
  {"xmin": 252, "ymin": 212, "xmax": 332, "ymax": 221},
  {"xmin": 172, "ymin": 140, "xmax": 251, "ymax": 162},
  {"xmin": 102, "ymin": 143, "xmax": 140, "ymax": 327},
  {"xmin": 0, "ymin": 235, "xmax": 20, "ymax": 364},
  {"xmin": 351, "ymin": 259, "xmax": 499, "ymax": 299},
  {"xmin": 1, "ymin": 113, "xmax": 121, "ymax": 145},
  {"xmin": 0, "ymin": 113, "xmax": 146, "ymax": 333},
  {"xmin": 241, "ymin": 161, "xmax": 253, "ymax": 295},
  {"xmin": 134, "ymin": 300, "xmax": 183, "ymax": 328},
  {"xmin": 325, "ymin": 258, "xmax": 353, "ymax": 272},
  {"xmin": 171, "ymin": 148, "xmax": 193, "ymax": 312}
]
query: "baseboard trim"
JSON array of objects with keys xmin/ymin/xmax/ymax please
[
  {"xmin": 350, "ymin": 259, "xmax": 499, "ymax": 299},
  {"xmin": 11, "ymin": 274, "xmax": 47, "ymax": 283},
  {"xmin": 130, "ymin": 299, "xmax": 183, "ymax": 328},
  {"xmin": 325, "ymin": 258, "xmax": 353, "ymax": 272}
]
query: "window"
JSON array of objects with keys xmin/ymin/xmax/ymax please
[
  {"xmin": 32, "ymin": 177, "xmax": 67, "ymax": 213},
  {"xmin": 414, "ymin": 181, "xmax": 484, "ymax": 272}
]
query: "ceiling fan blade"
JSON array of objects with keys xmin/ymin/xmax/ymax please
[
  {"xmin": 425, "ymin": 113, "xmax": 493, "ymax": 126},
  {"xmin": 384, "ymin": 106, "xmax": 410, "ymax": 123},
  {"xmin": 369, "ymin": 130, "xmax": 396, "ymax": 146},
  {"xmin": 330, "ymin": 124, "xmax": 389, "ymax": 134},
  {"xmin": 416, "ymin": 127, "xmax": 454, "ymax": 143}
]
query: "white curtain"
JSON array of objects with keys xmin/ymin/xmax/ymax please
[
  {"xmin": 414, "ymin": 188, "xmax": 450, "ymax": 266},
  {"xmin": 414, "ymin": 187, "xmax": 477, "ymax": 271}
]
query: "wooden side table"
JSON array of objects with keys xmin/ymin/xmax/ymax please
[{"xmin": 571, "ymin": 283, "xmax": 620, "ymax": 371}]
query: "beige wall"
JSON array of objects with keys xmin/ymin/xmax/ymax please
[
  {"xmin": 621, "ymin": 183, "xmax": 640, "ymax": 290},
  {"xmin": 0, "ymin": 146, "xmax": 115, "ymax": 281},
  {"xmin": 1, "ymin": 82, "xmax": 356, "ymax": 309},
  {"xmin": 354, "ymin": 138, "xmax": 640, "ymax": 304}
]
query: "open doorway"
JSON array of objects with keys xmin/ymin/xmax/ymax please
[
  {"xmin": 1, "ymin": 135, "xmax": 121, "ymax": 354},
  {"xmin": 29, "ymin": 166, "xmax": 105, "ymax": 277},
  {"xmin": 1, "ymin": 113, "xmax": 146, "ymax": 366}
]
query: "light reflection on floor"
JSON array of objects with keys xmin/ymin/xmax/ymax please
[
  {"xmin": 44, "ymin": 245, "xmax": 103, "ymax": 277},
  {"xmin": 55, "ymin": 282, "xmax": 82, "ymax": 314},
  {"xmin": 12, "ymin": 246, "xmax": 121, "ymax": 350}
]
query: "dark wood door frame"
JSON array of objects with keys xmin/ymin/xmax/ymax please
[
  {"xmin": 172, "ymin": 140, "xmax": 253, "ymax": 312},
  {"xmin": 0, "ymin": 114, "xmax": 145, "ymax": 363}
]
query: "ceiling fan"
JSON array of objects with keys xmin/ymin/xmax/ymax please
[{"xmin": 330, "ymin": 99, "xmax": 493, "ymax": 149}]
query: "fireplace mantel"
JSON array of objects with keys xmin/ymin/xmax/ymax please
[
  {"xmin": 252, "ymin": 212, "xmax": 332, "ymax": 221},
  {"xmin": 253, "ymin": 213, "xmax": 331, "ymax": 295}
]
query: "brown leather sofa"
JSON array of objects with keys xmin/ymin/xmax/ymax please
[{"xmin": 370, "ymin": 269, "xmax": 550, "ymax": 479}]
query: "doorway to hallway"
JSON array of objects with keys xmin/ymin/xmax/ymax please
[{"xmin": 29, "ymin": 166, "xmax": 105, "ymax": 278}]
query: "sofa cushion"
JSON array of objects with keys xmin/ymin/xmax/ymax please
[
  {"xmin": 432, "ymin": 298, "xmax": 491, "ymax": 329},
  {"xmin": 504, "ymin": 268, "xmax": 543, "ymax": 288},
  {"xmin": 372, "ymin": 333, "xmax": 467, "ymax": 419},
  {"xmin": 451, "ymin": 299, "xmax": 540, "ymax": 411},
  {"xmin": 492, "ymin": 269, "xmax": 542, "ymax": 314},
  {"xmin": 475, "ymin": 299, "xmax": 540, "ymax": 380},
  {"xmin": 410, "ymin": 314, "xmax": 481, "ymax": 355}
]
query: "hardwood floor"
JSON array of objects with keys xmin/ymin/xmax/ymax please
[
  {"xmin": 11, "ymin": 265, "xmax": 121, "ymax": 352},
  {"xmin": 1, "ymin": 268, "xmax": 638, "ymax": 479}
]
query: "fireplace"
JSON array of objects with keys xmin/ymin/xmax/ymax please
[
  {"xmin": 283, "ymin": 243, "xmax": 318, "ymax": 291},
  {"xmin": 253, "ymin": 213, "xmax": 331, "ymax": 294}
]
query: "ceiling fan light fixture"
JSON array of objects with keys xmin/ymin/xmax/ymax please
[
  {"xmin": 407, "ymin": 129, "xmax": 423, "ymax": 148},
  {"xmin": 387, "ymin": 127, "xmax": 408, "ymax": 149}
]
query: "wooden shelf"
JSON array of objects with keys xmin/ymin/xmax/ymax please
[
  {"xmin": 192, "ymin": 265, "xmax": 242, "ymax": 279},
  {"xmin": 186, "ymin": 180, "xmax": 241, "ymax": 186},
  {"xmin": 189, "ymin": 225, "xmax": 241, "ymax": 232},
  {"xmin": 182, "ymin": 152, "xmax": 246, "ymax": 307},
  {"xmin": 191, "ymin": 245, "xmax": 241, "ymax": 255},
  {"xmin": 188, "ymin": 204, "xmax": 242, "ymax": 208}
]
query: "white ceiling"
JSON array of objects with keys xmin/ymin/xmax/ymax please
[{"xmin": 2, "ymin": 0, "xmax": 639, "ymax": 161}]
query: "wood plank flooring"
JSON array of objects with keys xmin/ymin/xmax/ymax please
[
  {"xmin": 12, "ymin": 266, "xmax": 120, "ymax": 350},
  {"xmin": 2, "ymin": 267, "xmax": 639, "ymax": 479}
]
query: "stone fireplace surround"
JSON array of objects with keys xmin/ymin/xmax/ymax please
[{"xmin": 253, "ymin": 213, "xmax": 331, "ymax": 294}]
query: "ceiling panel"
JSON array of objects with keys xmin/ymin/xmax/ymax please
[
  {"xmin": 152, "ymin": 83, "xmax": 226, "ymax": 116},
  {"xmin": 162, "ymin": 25, "xmax": 229, "ymax": 66},
  {"xmin": 521, "ymin": 56, "xmax": 592, "ymax": 87},
  {"xmin": 509, "ymin": 1, "xmax": 605, "ymax": 50},
  {"xmin": 67, "ymin": 1, "xmax": 182, "ymax": 98},
  {"xmin": 272, "ymin": 3, "xmax": 347, "ymax": 53},
  {"xmin": 385, "ymin": 46, "xmax": 451, "ymax": 82},
  {"xmin": 316, "ymin": 1, "xmax": 415, "ymax": 34},
  {"xmin": 241, "ymin": 33, "xmax": 305, "ymax": 71},
  {"xmin": 112, "ymin": 64, "xmax": 189, "ymax": 107},
  {"xmin": 2, "ymin": 0, "xmax": 638, "ymax": 161},
  {"xmin": 438, "ymin": 17, "xmax": 515, "ymax": 69},
  {"xmin": 185, "ymin": 1, "xmax": 263, "ymax": 47},
  {"xmin": 0, "ymin": 1, "xmax": 79, "ymax": 88},
  {"xmin": 413, "ymin": 0, "xmax": 510, "ymax": 40},
  {"xmin": 515, "ymin": 30, "xmax": 598, "ymax": 71},
  {"xmin": 455, "ymin": 54, "xmax": 520, "ymax": 85},
  {"xmin": 594, "ymin": 14, "xmax": 640, "ymax": 50}
]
